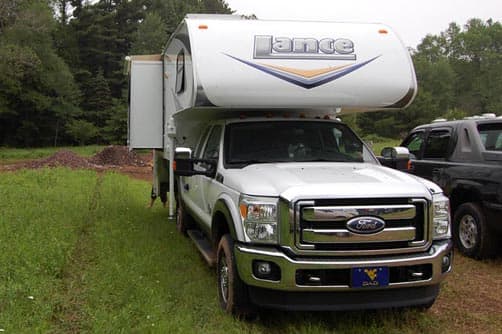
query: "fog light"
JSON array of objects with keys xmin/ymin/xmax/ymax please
[
  {"xmin": 442, "ymin": 253, "xmax": 452, "ymax": 273},
  {"xmin": 252, "ymin": 260, "xmax": 281, "ymax": 281},
  {"xmin": 256, "ymin": 262, "xmax": 271, "ymax": 275}
]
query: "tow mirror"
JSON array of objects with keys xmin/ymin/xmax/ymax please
[
  {"xmin": 378, "ymin": 147, "xmax": 410, "ymax": 171},
  {"xmin": 174, "ymin": 158, "xmax": 217, "ymax": 178},
  {"xmin": 175, "ymin": 147, "xmax": 192, "ymax": 159}
]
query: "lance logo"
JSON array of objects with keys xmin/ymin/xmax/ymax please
[{"xmin": 254, "ymin": 35, "xmax": 356, "ymax": 60}]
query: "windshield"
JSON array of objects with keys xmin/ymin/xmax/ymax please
[
  {"xmin": 224, "ymin": 121, "xmax": 376, "ymax": 168},
  {"xmin": 478, "ymin": 123, "xmax": 502, "ymax": 151}
]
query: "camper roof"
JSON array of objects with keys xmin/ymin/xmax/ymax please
[{"xmin": 161, "ymin": 15, "xmax": 417, "ymax": 114}]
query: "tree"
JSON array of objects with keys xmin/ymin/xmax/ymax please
[
  {"xmin": 66, "ymin": 119, "xmax": 99, "ymax": 145},
  {"xmin": 0, "ymin": 1, "xmax": 80, "ymax": 146},
  {"xmin": 130, "ymin": 12, "xmax": 167, "ymax": 55}
]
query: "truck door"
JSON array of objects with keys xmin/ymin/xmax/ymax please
[
  {"xmin": 413, "ymin": 128, "xmax": 453, "ymax": 184},
  {"xmin": 196, "ymin": 125, "xmax": 223, "ymax": 230},
  {"xmin": 179, "ymin": 126, "xmax": 211, "ymax": 223}
]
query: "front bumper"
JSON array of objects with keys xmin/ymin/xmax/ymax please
[{"xmin": 235, "ymin": 240, "xmax": 452, "ymax": 309}]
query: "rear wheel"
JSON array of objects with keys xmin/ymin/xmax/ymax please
[
  {"xmin": 453, "ymin": 202, "xmax": 497, "ymax": 259},
  {"xmin": 217, "ymin": 234, "xmax": 252, "ymax": 316}
]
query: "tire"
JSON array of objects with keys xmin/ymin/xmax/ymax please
[
  {"xmin": 176, "ymin": 195, "xmax": 194, "ymax": 236},
  {"xmin": 452, "ymin": 202, "xmax": 497, "ymax": 259},
  {"xmin": 216, "ymin": 234, "xmax": 252, "ymax": 316}
]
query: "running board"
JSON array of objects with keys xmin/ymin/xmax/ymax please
[{"xmin": 187, "ymin": 230, "xmax": 216, "ymax": 267}]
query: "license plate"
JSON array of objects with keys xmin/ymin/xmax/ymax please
[{"xmin": 351, "ymin": 267, "xmax": 389, "ymax": 288}]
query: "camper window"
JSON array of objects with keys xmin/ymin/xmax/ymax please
[{"xmin": 176, "ymin": 50, "xmax": 185, "ymax": 94}]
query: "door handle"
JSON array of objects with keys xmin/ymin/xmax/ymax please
[{"xmin": 184, "ymin": 183, "xmax": 190, "ymax": 191}]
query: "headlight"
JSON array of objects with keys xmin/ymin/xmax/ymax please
[
  {"xmin": 239, "ymin": 196, "xmax": 278, "ymax": 244},
  {"xmin": 432, "ymin": 193, "xmax": 451, "ymax": 240}
]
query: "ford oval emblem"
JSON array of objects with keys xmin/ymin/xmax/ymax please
[{"xmin": 346, "ymin": 217, "xmax": 385, "ymax": 234}]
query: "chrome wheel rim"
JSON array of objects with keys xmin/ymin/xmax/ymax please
[
  {"xmin": 459, "ymin": 214, "xmax": 478, "ymax": 250},
  {"xmin": 219, "ymin": 255, "xmax": 229, "ymax": 304}
]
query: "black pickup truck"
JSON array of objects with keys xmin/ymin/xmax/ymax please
[{"xmin": 380, "ymin": 117, "xmax": 502, "ymax": 259}]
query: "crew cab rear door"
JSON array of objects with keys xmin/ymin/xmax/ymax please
[{"xmin": 403, "ymin": 127, "xmax": 454, "ymax": 184}]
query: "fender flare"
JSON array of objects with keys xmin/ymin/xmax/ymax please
[{"xmin": 212, "ymin": 195, "xmax": 245, "ymax": 242}]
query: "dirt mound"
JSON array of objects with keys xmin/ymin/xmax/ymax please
[
  {"xmin": 27, "ymin": 150, "xmax": 91, "ymax": 169},
  {"xmin": 89, "ymin": 145, "xmax": 147, "ymax": 167}
]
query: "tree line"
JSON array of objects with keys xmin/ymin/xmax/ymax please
[
  {"xmin": 0, "ymin": 1, "xmax": 500, "ymax": 146},
  {"xmin": 0, "ymin": 0, "xmax": 231, "ymax": 146}
]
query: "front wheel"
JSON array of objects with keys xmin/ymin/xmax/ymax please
[
  {"xmin": 216, "ymin": 235, "xmax": 252, "ymax": 316},
  {"xmin": 452, "ymin": 202, "xmax": 497, "ymax": 259}
]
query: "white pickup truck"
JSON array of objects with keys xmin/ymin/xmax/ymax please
[{"xmin": 127, "ymin": 14, "xmax": 453, "ymax": 315}]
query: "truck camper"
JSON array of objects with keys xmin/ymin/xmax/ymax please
[{"xmin": 127, "ymin": 14, "xmax": 452, "ymax": 314}]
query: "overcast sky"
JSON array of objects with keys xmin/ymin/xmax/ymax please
[{"xmin": 224, "ymin": 0, "xmax": 502, "ymax": 48}]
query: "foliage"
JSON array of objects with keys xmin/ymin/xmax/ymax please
[
  {"xmin": 0, "ymin": 0, "xmax": 80, "ymax": 147},
  {"xmin": 66, "ymin": 119, "xmax": 99, "ymax": 145},
  {"xmin": 101, "ymin": 100, "xmax": 128, "ymax": 144},
  {"xmin": 0, "ymin": 0, "xmax": 232, "ymax": 147},
  {"xmin": 130, "ymin": 12, "xmax": 167, "ymax": 55}
]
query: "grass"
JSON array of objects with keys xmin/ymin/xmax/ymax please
[
  {"xmin": 0, "ymin": 146, "xmax": 104, "ymax": 164},
  {"xmin": 0, "ymin": 152, "xmax": 501, "ymax": 333},
  {"xmin": 0, "ymin": 168, "xmax": 97, "ymax": 332},
  {"xmin": 0, "ymin": 168, "xmax": 443, "ymax": 333},
  {"xmin": 362, "ymin": 137, "xmax": 401, "ymax": 156}
]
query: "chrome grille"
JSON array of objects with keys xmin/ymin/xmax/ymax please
[{"xmin": 291, "ymin": 198, "xmax": 429, "ymax": 255}]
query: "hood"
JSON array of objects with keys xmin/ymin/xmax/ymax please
[{"xmin": 223, "ymin": 162, "xmax": 436, "ymax": 202}]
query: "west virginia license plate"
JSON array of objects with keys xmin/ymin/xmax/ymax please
[{"xmin": 351, "ymin": 267, "xmax": 389, "ymax": 288}]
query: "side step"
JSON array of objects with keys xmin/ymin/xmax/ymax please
[{"xmin": 187, "ymin": 230, "xmax": 216, "ymax": 267}]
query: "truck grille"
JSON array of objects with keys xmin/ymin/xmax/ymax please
[{"xmin": 291, "ymin": 198, "xmax": 429, "ymax": 255}]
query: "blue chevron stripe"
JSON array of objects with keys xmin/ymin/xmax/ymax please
[{"xmin": 224, "ymin": 54, "xmax": 381, "ymax": 89}]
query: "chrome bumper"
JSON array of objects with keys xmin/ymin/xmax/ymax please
[{"xmin": 234, "ymin": 240, "xmax": 452, "ymax": 291}]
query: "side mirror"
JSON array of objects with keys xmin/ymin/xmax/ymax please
[
  {"xmin": 175, "ymin": 147, "xmax": 192, "ymax": 159},
  {"xmin": 174, "ymin": 158, "xmax": 217, "ymax": 178},
  {"xmin": 378, "ymin": 147, "xmax": 410, "ymax": 171}
]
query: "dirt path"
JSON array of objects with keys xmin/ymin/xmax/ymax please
[{"xmin": 50, "ymin": 173, "xmax": 104, "ymax": 333}]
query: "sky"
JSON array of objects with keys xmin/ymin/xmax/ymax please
[{"xmin": 224, "ymin": 0, "xmax": 502, "ymax": 48}]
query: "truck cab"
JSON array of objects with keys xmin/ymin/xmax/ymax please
[{"xmin": 175, "ymin": 116, "xmax": 452, "ymax": 313}]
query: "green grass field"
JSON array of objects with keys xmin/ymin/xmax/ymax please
[
  {"xmin": 0, "ymin": 146, "xmax": 104, "ymax": 164},
  {"xmin": 0, "ymin": 168, "xmax": 443, "ymax": 334},
  {"xmin": 0, "ymin": 148, "xmax": 501, "ymax": 333}
]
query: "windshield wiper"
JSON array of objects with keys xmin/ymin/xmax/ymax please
[{"xmin": 228, "ymin": 159, "xmax": 271, "ymax": 167}]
